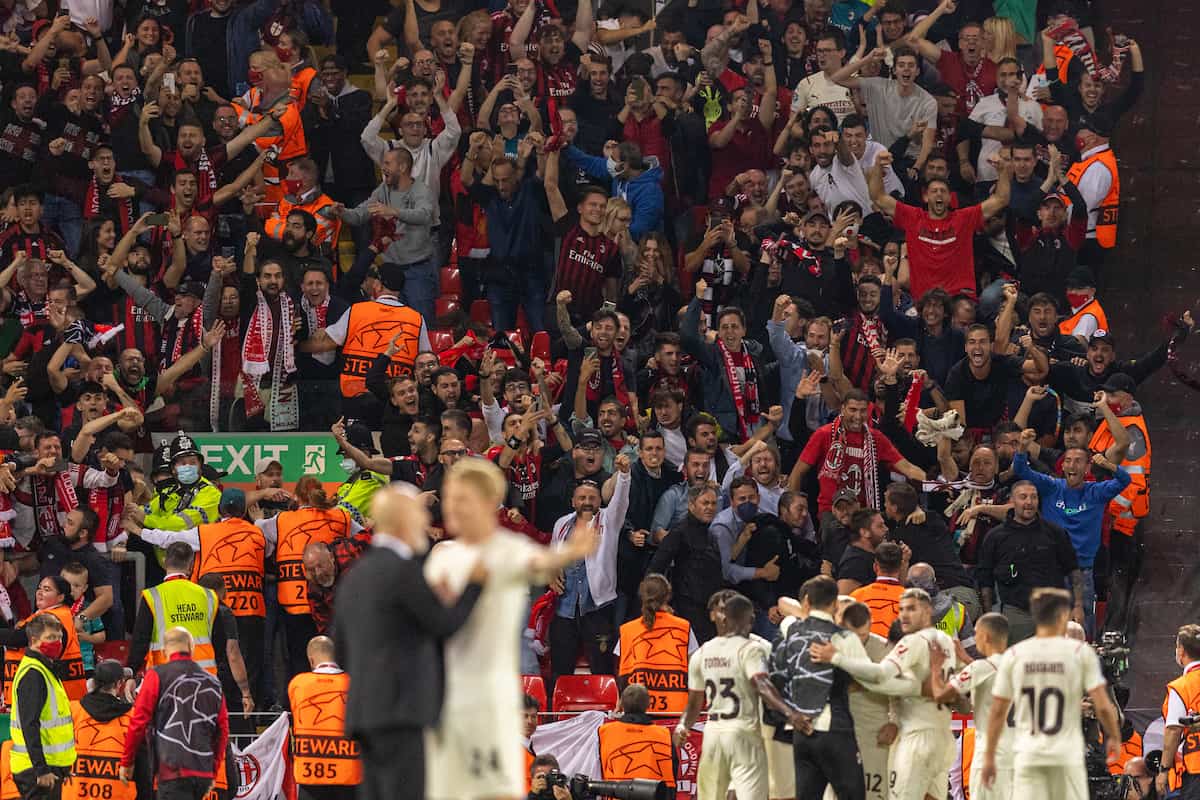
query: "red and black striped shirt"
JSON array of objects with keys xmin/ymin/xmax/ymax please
[{"xmin": 554, "ymin": 220, "xmax": 620, "ymax": 320}]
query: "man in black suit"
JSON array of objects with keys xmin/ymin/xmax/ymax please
[{"xmin": 333, "ymin": 484, "xmax": 485, "ymax": 800}]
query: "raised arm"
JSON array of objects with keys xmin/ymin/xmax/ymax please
[
  {"xmin": 137, "ymin": 102, "xmax": 164, "ymax": 168},
  {"xmin": 979, "ymin": 150, "xmax": 1013, "ymax": 219},
  {"xmin": 868, "ymin": 151, "xmax": 899, "ymax": 216},
  {"xmin": 572, "ymin": 0, "xmax": 593, "ymax": 54},
  {"xmin": 544, "ymin": 149, "xmax": 568, "ymax": 222},
  {"xmin": 508, "ymin": 0, "xmax": 537, "ymax": 58}
]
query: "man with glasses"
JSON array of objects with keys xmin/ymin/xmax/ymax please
[{"xmin": 790, "ymin": 30, "xmax": 855, "ymax": 122}]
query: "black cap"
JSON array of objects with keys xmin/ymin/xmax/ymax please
[
  {"xmin": 832, "ymin": 487, "xmax": 859, "ymax": 506},
  {"xmin": 1077, "ymin": 110, "xmax": 1115, "ymax": 138},
  {"xmin": 218, "ymin": 487, "xmax": 247, "ymax": 517},
  {"xmin": 1100, "ymin": 372, "xmax": 1136, "ymax": 396},
  {"xmin": 1065, "ymin": 266, "xmax": 1097, "ymax": 289},
  {"xmin": 177, "ymin": 280, "xmax": 205, "ymax": 299},
  {"xmin": 1089, "ymin": 329, "xmax": 1113, "ymax": 346},
  {"xmin": 804, "ymin": 209, "xmax": 831, "ymax": 224},
  {"xmin": 340, "ymin": 422, "xmax": 377, "ymax": 455},
  {"xmin": 169, "ymin": 432, "xmax": 202, "ymax": 463},
  {"xmin": 92, "ymin": 659, "xmax": 131, "ymax": 689},
  {"xmin": 575, "ymin": 429, "xmax": 605, "ymax": 449}
]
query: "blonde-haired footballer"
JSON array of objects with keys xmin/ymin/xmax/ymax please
[
  {"xmin": 422, "ymin": 457, "xmax": 611, "ymax": 800},
  {"xmin": 982, "ymin": 588, "xmax": 1121, "ymax": 800}
]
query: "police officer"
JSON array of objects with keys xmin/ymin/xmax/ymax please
[
  {"xmin": 1158, "ymin": 624, "xmax": 1200, "ymax": 797},
  {"xmin": 598, "ymin": 684, "xmax": 677, "ymax": 788},
  {"xmin": 10, "ymin": 613, "xmax": 76, "ymax": 800},
  {"xmin": 330, "ymin": 419, "xmax": 389, "ymax": 526},
  {"xmin": 287, "ymin": 636, "xmax": 361, "ymax": 800},
  {"xmin": 128, "ymin": 490, "xmax": 270, "ymax": 710}
]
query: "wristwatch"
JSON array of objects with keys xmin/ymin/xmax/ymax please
[{"xmin": 507, "ymin": 435, "xmax": 523, "ymax": 450}]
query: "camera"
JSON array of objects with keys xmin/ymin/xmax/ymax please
[
  {"xmin": 1085, "ymin": 632, "xmax": 1134, "ymax": 799},
  {"xmin": 544, "ymin": 772, "xmax": 671, "ymax": 800}
]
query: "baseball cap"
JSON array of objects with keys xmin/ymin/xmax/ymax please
[
  {"xmin": 1077, "ymin": 110, "xmax": 1115, "ymax": 138},
  {"xmin": 575, "ymin": 429, "xmax": 605, "ymax": 449},
  {"xmin": 254, "ymin": 457, "xmax": 283, "ymax": 475},
  {"xmin": 92, "ymin": 659, "xmax": 132, "ymax": 690},
  {"xmin": 804, "ymin": 209, "xmax": 831, "ymax": 224},
  {"xmin": 832, "ymin": 487, "xmax": 859, "ymax": 506},
  {"xmin": 176, "ymin": 280, "xmax": 206, "ymax": 299},
  {"xmin": 1100, "ymin": 372, "xmax": 1136, "ymax": 396},
  {"xmin": 218, "ymin": 487, "xmax": 247, "ymax": 517},
  {"xmin": 1040, "ymin": 193, "xmax": 1066, "ymax": 207},
  {"xmin": 1088, "ymin": 329, "xmax": 1113, "ymax": 347}
]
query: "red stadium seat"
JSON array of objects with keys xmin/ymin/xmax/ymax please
[
  {"xmin": 469, "ymin": 299, "xmax": 492, "ymax": 326},
  {"xmin": 522, "ymin": 675, "xmax": 547, "ymax": 711},
  {"xmin": 430, "ymin": 329, "xmax": 455, "ymax": 353},
  {"xmin": 440, "ymin": 267, "xmax": 462, "ymax": 299},
  {"xmin": 435, "ymin": 297, "xmax": 461, "ymax": 319},
  {"xmin": 530, "ymin": 331, "xmax": 551, "ymax": 363},
  {"xmin": 95, "ymin": 639, "xmax": 130, "ymax": 666},
  {"xmin": 552, "ymin": 674, "xmax": 618, "ymax": 714}
]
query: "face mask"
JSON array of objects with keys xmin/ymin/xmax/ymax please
[
  {"xmin": 175, "ymin": 464, "xmax": 199, "ymax": 485},
  {"xmin": 340, "ymin": 458, "xmax": 357, "ymax": 473},
  {"xmin": 1108, "ymin": 402, "xmax": 1123, "ymax": 415},
  {"xmin": 909, "ymin": 577, "xmax": 937, "ymax": 597},
  {"xmin": 283, "ymin": 178, "xmax": 302, "ymax": 196},
  {"xmin": 736, "ymin": 501, "xmax": 758, "ymax": 522},
  {"xmin": 1074, "ymin": 135, "xmax": 1088, "ymax": 153},
  {"xmin": 275, "ymin": 46, "xmax": 293, "ymax": 62},
  {"xmin": 37, "ymin": 640, "xmax": 64, "ymax": 660},
  {"xmin": 247, "ymin": 68, "xmax": 264, "ymax": 86},
  {"xmin": 1065, "ymin": 291, "xmax": 1091, "ymax": 309}
]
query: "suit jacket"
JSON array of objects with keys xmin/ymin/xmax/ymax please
[{"xmin": 333, "ymin": 545, "xmax": 481, "ymax": 735}]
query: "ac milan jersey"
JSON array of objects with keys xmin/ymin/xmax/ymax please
[{"xmin": 553, "ymin": 220, "xmax": 620, "ymax": 319}]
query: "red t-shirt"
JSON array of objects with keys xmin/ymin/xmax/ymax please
[
  {"xmin": 936, "ymin": 51, "xmax": 996, "ymax": 115},
  {"xmin": 706, "ymin": 119, "xmax": 773, "ymax": 199},
  {"xmin": 892, "ymin": 201, "xmax": 984, "ymax": 301},
  {"xmin": 799, "ymin": 423, "xmax": 904, "ymax": 512}
]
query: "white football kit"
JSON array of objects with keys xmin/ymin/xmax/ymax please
[
  {"xmin": 949, "ymin": 654, "xmax": 1015, "ymax": 800},
  {"xmin": 884, "ymin": 627, "xmax": 958, "ymax": 800}
]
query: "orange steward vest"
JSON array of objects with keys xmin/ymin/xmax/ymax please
[
  {"xmin": 4, "ymin": 605, "xmax": 86, "ymax": 704},
  {"xmin": 1065, "ymin": 147, "xmax": 1119, "ymax": 248},
  {"xmin": 263, "ymin": 190, "xmax": 341, "ymax": 250},
  {"xmin": 191, "ymin": 518, "xmax": 267, "ymax": 618},
  {"xmin": 232, "ymin": 89, "xmax": 308, "ymax": 203},
  {"xmin": 1164, "ymin": 667, "xmax": 1200, "ymax": 775},
  {"xmin": 961, "ymin": 727, "xmax": 975, "ymax": 798},
  {"xmin": 338, "ymin": 299, "xmax": 424, "ymax": 397},
  {"xmin": 67, "ymin": 700, "xmax": 136, "ymax": 800},
  {"xmin": 1107, "ymin": 729, "xmax": 1142, "ymax": 775},
  {"xmin": 289, "ymin": 65, "xmax": 318, "ymax": 109},
  {"xmin": 1058, "ymin": 298, "xmax": 1109, "ymax": 338},
  {"xmin": 288, "ymin": 670, "xmax": 362, "ymax": 786},
  {"xmin": 851, "ymin": 579, "xmax": 905, "ymax": 639},
  {"xmin": 616, "ymin": 611, "xmax": 692, "ymax": 714},
  {"xmin": 1088, "ymin": 414, "xmax": 1150, "ymax": 536},
  {"xmin": 598, "ymin": 719, "xmax": 676, "ymax": 787},
  {"xmin": 1, "ymin": 741, "xmax": 19, "ymax": 800},
  {"xmin": 275, "ymin": 507, "xmax": 351, "ymax": 614}
]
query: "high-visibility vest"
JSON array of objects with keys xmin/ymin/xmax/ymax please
[
  {"xmin": 67, "ymin": 700, "xmax": 136, "ymax": 800},
  {"xmin": 191, "ymin": 518, "xmax": 267, "ymax": 618},
  {"xmin": 1058, "ymin": 298, "xmax": 1110, "ymax": 337},
  {"xmin": 263, "ymin": 190, "xmax": 341, "ymax": 250},
  {"xmin": 616, "ymin": 612, "xmax": 692, "ymax": 714},
  {"xmin": 1088, "ymin": 414, "xmax": 1150, "ymax": 536},
  {"xmin": 1035, "ymin": 43, "xmax": 1075, "ymax": 85},
  {"xmin": 850, "ymin": 579, "xmax": 905, "ymax": 639},
  {"xmin": 1107, "ymin": 729, "xmax": 1142, "ymax": 776},
  {"xmin": 338, "ymin": 300, "xmax": 424, "ymax": 398},
  {"xmin": 524, "ymin": 747, "xmax": 535, "ymax": 793},
  {"xmin": 1065, "ymin": 147, "xmax": 1120, "ymax": 248},
  {"xmin": 289, "ymin": 65, "xmax": 318, "ymax": 109},
  {"xmin": 232, "ymin": 89, "xmax": 308, "ymax": 203},
  {"xmin": 287, "ymin": 670, "xmax": 362, "ymax": 786},
  {"xmin": 4, "ymin": 606, "xmax": 86, "ymax": 705},
  {"xmin": 933, "ymin": 600, "xmax": 967, "ymax": 640},
  {"xmin": 598, "ymin": 720, "xmax": 676, "ymax": 787},
  {"xmin": 961, "ymin": 726, "xmax": 975, "ymax": 798},
  {"xmin": 141, "ymin": 579, "xmax": 219, "ymax": 674},
  {"xmin": 1, "ymin": 741, "xmax": 20, "ymax": 800},
  {"xmin": 1165, "ymin": 667, "xmax": 1200, "ymax": 775},
  {"xmin": 10, "ymin": 655, "xmax": 76, "ymax": 773},
  {"xmin": 275, "ymin": 508, "xmax": 351, "ymax": 614}
]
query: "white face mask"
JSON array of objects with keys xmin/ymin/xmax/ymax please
[{"xmin": 340, "ymin": 458, "xmax": 357, "ymax": 473}]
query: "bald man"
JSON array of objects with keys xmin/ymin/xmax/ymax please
[
  {"xmin": 121, "ymin": 627, "xmax": 229, "ymax": 799},
  {"xmin": 288, "ymin": 636, "xmax": 360, "ymax": 800}
]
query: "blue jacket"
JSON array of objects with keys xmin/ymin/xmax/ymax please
[
  {"xmin": 1012, "ymin": 453, "xmax": 1131, "ymax": 568},
  {"xmin": 564, "ymin": 146, "xmax": 664, "ymax": 239}
]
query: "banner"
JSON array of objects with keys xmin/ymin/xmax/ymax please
[
  {"xmin": 234, "ymin": 713, "xmax": 290, "ymax": 800},
  {"xmin": 150, "ymin": 432, "xmax": 349, "ymax": 486}
]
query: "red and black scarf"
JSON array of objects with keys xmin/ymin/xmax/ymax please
[
  {"xmin": 718, "ymin": 341, "xmax": 760, "ymax": 439},
  {"xmin": 84, "ymin": 177, "xmax": 135, "ymax": 234}
]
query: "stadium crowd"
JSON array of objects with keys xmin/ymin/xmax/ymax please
[{"xmin": 0, "ymin": 0, "xmax": 1188, "ymax": 795}]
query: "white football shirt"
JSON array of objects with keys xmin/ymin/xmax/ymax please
[
  {"xmin": 884, "ymin": 626, "xmax": 957, "ymax": 733},
  {"xmin": 424, "ymin": 530, "xmax": 543, "ymax": 713},
  {"xmin": 949, "ymin": 654, "xmax": 1014, "ymax": 765},
  {"xmin": 687, "ymin": 634, "xmax": 769, "ymax": 734},
  {"xmin": 992, "ymin": 635, "xmax": 1106, "ymax": 767}
]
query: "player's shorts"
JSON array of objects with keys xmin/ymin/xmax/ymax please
[
  {"xmin": 425, "ymin": 702, "xmax": 524, "ymax": 800},
  {"xmin": 697, "ymin": 727, "xmax": 768, "ymax": 800},
  {"xmin": 970, "ymin": 763, "xmax": 1013, "ymax": 800},
  {"xmin": 1011, "ymin": 760, "xmax": 1087, "ymax": 800},
  {"xmin": 889, "ymin": 727, "xmax": 955, "ymax": 800},
  {"xmin": 761, "ymin": 722, "xmax": 795, "ymax": 799},
  {"xmin": 857, "ymin": 737, "xmax": 891, "ymax": 800}
]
